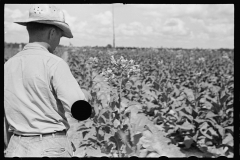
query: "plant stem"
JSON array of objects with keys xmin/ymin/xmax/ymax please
[{"xmin": 119, "ymin": 72, "xmax": 123, "ymax": 124}]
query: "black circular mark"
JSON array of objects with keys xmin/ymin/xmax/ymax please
[
  {"xmin": 71, "ymin": 100, "xmax": 92, "ymax": 121},
  {"xmin": 159, "ymin": 156, "xmax": 168, "ymax": 158},
  {"xmin": 187, "ymin": 156, "xmax": 198, "ymax": 158},
  {"xmin": 130, "ymin": 156, "xmax": 138, "ymax": 159}
]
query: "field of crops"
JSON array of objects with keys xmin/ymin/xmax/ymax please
[{"xmin": 4, "ymin": 45, "xmax": 234, "ymax": 157}]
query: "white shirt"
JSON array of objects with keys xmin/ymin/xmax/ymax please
[{"xmin": 4, "ymin": 43, "xmax": 86, "ymax": 135}]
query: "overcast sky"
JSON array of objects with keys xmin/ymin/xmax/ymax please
[{"xmin": 4, "ymin": 4, "xmax": 234, "ymax": 49}]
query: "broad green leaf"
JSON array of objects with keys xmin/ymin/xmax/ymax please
[
  {"xmin": 168, "ymin": 109, "xmax": 177, "ymax": 116},
  {"xmin": 104, "ymin": 133, "xmax": 114, "ymax": 142},
  {"xmin": 174, "ymin": 86, "xmax": 180, "ymax": 96},
  {"xmin": 133, "ymin": 133, "xmax": 142, "ymax": 146},
  {"xmin": 205, "ymin": 118, "xmax": 217, "ymax": 127},
  {"xmin": 138, "ymin": 149, "xmax": 148, "ymax": 157},
  {"xmin": 98, "ymin": 116, "xmax": 106, "ymax": 125},
  {"xmin": 227, "ymin": 151, "xmax": 234, "ymax": 158},
  {"xmin": 125, "ymin": 143, "xmax": 134, "ymax": 155},
  {"xmin": 199, "ymin": 122, "xmax": 212, "ymax": 139},
  {"xmin": 224, "ymin": 126, "xmax": 233, "ymax": 132},
  {"xmin": 215, "ymin": 124, "xmax": 224, "ymax": 137},
  {"xmin": 85, "ymin": 120, "xmax": 93, "ymax": 128},
  {"xmin": 203, "ymin": 101, "xmax": 212, "ymax": 109},
  {"xmin": 205, "ymin": 140, "xmax": 213, "ymax": 146},
  {"xmin": 220, "ymin": 94, "xmax": 229, "ymax": 105},
  {"xmin": 121, "ymin": 97, "xmax": 129, "ymax": 108},
  {"xmin": 113, "ymin": 119, "xmax": 120, "ymax": 128},
  {"xmin": 83, "ymin": 127, "xmax": 96, "ymax": 140},
  {"xmin": 176, "ymin": 120, "xmax": 194, "ymax": 131},
  {"xmin": 207, "ymin": 146, "xmax": 227, "ymax": 156},
  {"xmin": 122, "ymin": 116, "xmax": 130, "ymax": 125},
  {"xmin": 208, "ymin": 127, "xmax": 218, "ymax": 137},
  {"xmin": 154, "ymin": 124, "xmax": 165, "ymax": 132},
  {"xmin": 86, "ymin": 147, "xmax": 109, "ymax": 157},
  {"xmin": 222, "ymin": 133, "xmax": 233, "ymax": 146},
  {"xmin": 172, "ymin": 100, "xmax": 182, "ymax": 109},
  {"xmin": 205, "ymin": 111, "xmax": 218, "ymax": 119},
  {"xmin": 139, "ymin": 136, "xmax": 151, "ymax": 149},
  {"xmin": 178, "ymin": 110, "xmax": 193, "ymax": 122},
  {"xmin": 98, "ymin": 129, "xmax": 104, "ymax": 137},
  {"xmin": 199, "ymin": 98, "xmax": 206, "ymax": 103},
  {"xmin": 146, "ymin": 102, "xmax": 159, "ymax": 111},
  {"xmin": 74, "ymin": 146, "xmax": 86, "ymax": 157},
  {"xmin": 147, "ymin": 152, "xmax": 161, "ymax": 157},
  {"xmin": 142, "ymin": 130, "xmax": 153, "ymax": 138},
  {"xmin": 176, "ymin": 95, "xmax": 185, "ymax": 101},
  {"xmin": 184, "ymin": 106, "xmax": 192, "ymax": 115},
  {"xmin": 192, "ymin": 130, "xmax": 199, "ymax": 142},
  {"xmin": 184, "ymin": 135, "xmax": 194, "ymax": 149},
  {"xmin": 183, "ymin": 88, "xmax": 195, "ymax": 101},
  {"xmin": 167, "ymin": 128, "xmax": 175, "ymax": 134},
  {"xmin": 93, "ymin": 103, "xmax": 99, "ymax": 115},
  {"xmin": 97, "ymin": 108, "xmax": 107, "ymax": 119}
]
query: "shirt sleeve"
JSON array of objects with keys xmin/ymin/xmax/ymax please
[{"xmin": 51, "ymin": 60, "xmax": 86, "ymax": 113}]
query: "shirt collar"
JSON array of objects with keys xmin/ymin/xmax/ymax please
[{"xmin": 22, "ymin": 43, "xmax": 50, "ymax": 52}]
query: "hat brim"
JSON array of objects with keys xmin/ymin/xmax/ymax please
[{"xmin": 14, "ymin": 20, "xmax": 73, "ymax": 38}]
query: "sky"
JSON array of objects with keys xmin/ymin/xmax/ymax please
[{"xmin": 4, "ymin": 4, "xmax": 234, "ymax": 49}]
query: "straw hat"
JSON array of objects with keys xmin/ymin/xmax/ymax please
[{"xmin": 14, "ymin": 4, "xmax": 73, "ymax": 38}]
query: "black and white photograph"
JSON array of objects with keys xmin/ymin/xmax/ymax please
[{"xmin": 4, "ymin": 4, "xmax": 234, "ymax": 158}]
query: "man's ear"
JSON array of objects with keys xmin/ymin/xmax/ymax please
[{"xmin": 48, "ymin": 28, "xmax": 56, "ymax": 40}]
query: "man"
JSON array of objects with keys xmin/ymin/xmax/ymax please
[{"xmin": 4, "ymin": 4, "xmax": 86, "ymax": 157}]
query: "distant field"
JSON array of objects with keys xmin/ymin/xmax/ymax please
[
  {"xmin": 4, "ymin": 45, "xmax": 66, "ymax": 61},
  {"xmin": 4, "ymin": 47, "xmax": 19, "ymax": 59}
]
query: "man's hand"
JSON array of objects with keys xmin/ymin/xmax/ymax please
[{"xmin": 4, "ymin": 115, "xmax": 13, "ymax": 149}]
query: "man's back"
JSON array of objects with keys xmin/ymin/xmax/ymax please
[{"xmin": 4, "ymin": 43, "xmax": 81, "ymax": 136}]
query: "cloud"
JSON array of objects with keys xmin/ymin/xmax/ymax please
[
  {"xmin": 144, "ymin": 11, "xmax": 162, "ymax": 17},
  {"xmin": 93, "ymin": 11, "xmax": 112, "ymax": 25},
  {"xmin": 206, "ymin": 23, "xmax": 233, "ymax": 36},
  {"xmin": 196, "ymin": 32, "xmax": 210, "ymax": 40},
  {"xmin": 140, "ymin": 4, "xmax": 234, "ymax": 25},
  {"xmin": 205, "ymin": 4, "xmax": 234, "ymax": 19},
  {"xmin": 62, "ymin": 10, "xmax": 77, "ymax": 29},
  {"xmin": 74, "ymin": 21, "xmax": 88, "ymax": 33},
  {"xmin": 189, "ymin": 31, "xmax": 195, "ymax": 39},
  {"xmin": 4, "ymin": 21, "xmax": 26, "ymax": 32},
  {"xmin": 61, "ymin": 10, "xmax": 90, "ymax": 36},
  {"xmin": 115, "ymin": 21, "xmax": 153, "ymax": 37},
  {"xmin": 136, "ymin": 4, "xmax": 207, "ymax": 19},
  {"xmin": 164, "ymin": 19, "xmax": 179, "ymax": 26},
  {"xmin": 116, "ymin": 23, "xmax": 136, "ymax": 36},
  {"xmin": 114, "ymin": 17, "xmax": 189, "ymax": 40},
  {"xmin": 4, "ymin": 7, "xmax": 27, "ymax": 20},
  {"xmin": 151, "ymin": 18, "xmax": 189, "ymax": 37},
  {"xmin": 189, "ymin": 16, "xmax": 234, "ymax": 38},
  {"xmin": 71, "ymin": 10, "xmax": 114, "ymax": 39}
]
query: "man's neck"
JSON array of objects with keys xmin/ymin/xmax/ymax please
[{"xmin": 30, "ymin": 42, "xmax": 52, "ymax": 53}]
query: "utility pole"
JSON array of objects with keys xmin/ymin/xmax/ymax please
[{"xmin": 112, "ymin": 4, "xmax": 115, "ymax": 48}]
